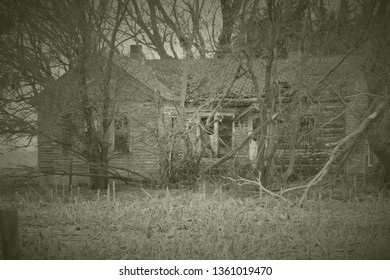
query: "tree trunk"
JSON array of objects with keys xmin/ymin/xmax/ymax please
[
  {"xmin": 89, "ymin": 143, "xmax": 109, "ymax": 190},
  {"xmin": 367, "ymin": 108, "xmax": 390, "ymax": 183},
  {"xmin": 256, "ymin": 42, "xmax": 276, "ymax": 186},
  {"xmin": 216, "ymin": 0, "xmax": 244, "ymax": 58},
  {"xmin": 365, "ymin": 0, "xmax": 390, "ymax": 184},
  {"xmin": 90, "ymin": 170, "xmax": 109, "ymax": 190}
]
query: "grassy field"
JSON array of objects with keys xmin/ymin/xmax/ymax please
[{"xmin": 0, "ymin": 176, "xmax": 390, "ymax": 260}]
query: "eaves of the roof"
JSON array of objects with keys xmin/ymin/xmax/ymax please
[{"xmin": 146, "ymin": 55, "xmax": 366, "ymax": 103}]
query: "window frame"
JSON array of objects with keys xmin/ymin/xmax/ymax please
[
  {"xmin": 113, "ymin": 113, "xmax": 130, "ymax": 153},
  {"xmin": 299, "ymin": 114, "xmax": 315, "ymax": 134}
]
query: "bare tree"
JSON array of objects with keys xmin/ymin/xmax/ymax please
[
  {"xmin": 125, "ymin": 0, "xmax": 213, "ymax": 59},
  {"xmin": 0, "ymin": 0, "xmax": 133, "ymax": 189},
  {"xmin": 74, "ymin": 0, "xmax": 131, "ymax": 189}
]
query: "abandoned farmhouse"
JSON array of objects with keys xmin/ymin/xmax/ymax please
[{"xmin": 36, "ymin": 50, "xmax": 374, "ymax": 187}]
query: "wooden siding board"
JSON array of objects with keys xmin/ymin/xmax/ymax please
[{"xmin": 37, "ymin": 78, "xmax": 163, "ymax": 187}]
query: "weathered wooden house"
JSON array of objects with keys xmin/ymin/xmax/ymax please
[
  {"xmin": 36, "ymin": 52, "xmax": 374, "ymax": 188},
  {"xmin": 36, "ymin": 55, "xmax": 176, "ymax": 187}
]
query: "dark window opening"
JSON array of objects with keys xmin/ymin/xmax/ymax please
[
  {"xmin": 299, "ymin": 115, "xmax": 315, "ymax": 133},
  {"xmin": 171, "ymin": 115, "xmax": 178, "ymax": 128},
  {"xmin": 218, "ymin": 116, "xmax": 233, "ymax": 157},
  {"xmin": 114, "ymin": 115, "xmax": 129, "ymax": 153}
]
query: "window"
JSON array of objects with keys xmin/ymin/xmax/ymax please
[
  {"xmin": 199, "ymin": 114, "xmax": 234, "ymax": 158},
  {"xmin": 218, "ymin": 115, "xmax": 233, "ymax": 157},
  {"xmin": 114, "ymin": 114, "xmax": 129, "ymax": 153},
  {"xmin": 171, "ymin": 115, "xmax": 178, "ymax": 128},
  {"xmin": 299, "ymin": 115, "xmax": 315, "ymax": 133}
]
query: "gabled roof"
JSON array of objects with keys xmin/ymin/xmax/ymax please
[{"xmin": 35, "ymin": 55, "xmax": 176, "ymax": 107}]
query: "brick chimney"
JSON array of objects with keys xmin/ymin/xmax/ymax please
[{"xmin": 129, "ymin": 44, "xmax": 145, "ymax": 60}]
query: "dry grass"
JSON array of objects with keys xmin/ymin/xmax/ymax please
[{"xmin": 1, "ymin": 179, "xmax": 390, "ymax": 260}]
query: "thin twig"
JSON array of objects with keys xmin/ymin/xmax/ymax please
[{"xmin": 223, "ymin": 175, "xmax": 290, "ymax": 203}]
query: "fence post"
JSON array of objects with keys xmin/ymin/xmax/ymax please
[{"xmin": 0, "ymin": 208, "xmax": 21, "ymax": 260}]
